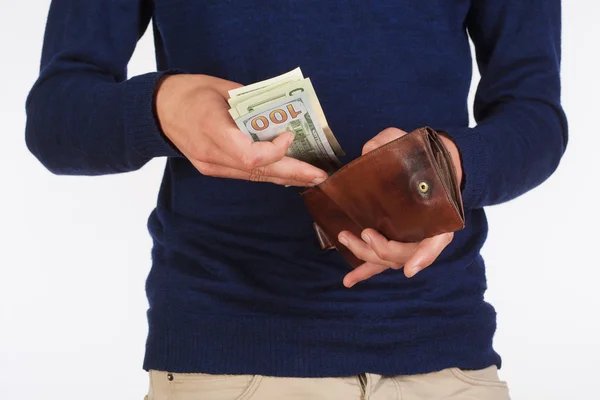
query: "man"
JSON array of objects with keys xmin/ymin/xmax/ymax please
[{"xmin": 25, "ymin": 0, "xmax": 567, "ymax": 399}]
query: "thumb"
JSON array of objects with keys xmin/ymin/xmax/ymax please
[
  {"xmin": 272, "ymin": 130, "xmax": 295, "ymax": 150},
  {"xmin": 362, "ymin": 127, "xmax": 408, "ymax": 155}
]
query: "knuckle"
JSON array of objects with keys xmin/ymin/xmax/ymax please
[
  {"xmin": 357, "ymin": 253, "xmax": 371, "ymax": 263},
  {"xmin": 362, "ymin": 142, "xmax": 375, "ymax": 154},
  {"xmin": 352, "ymin": 249, "xmax": 368, "ymax": 262},
  {"xmin": 189, "ymin": 146, "xmax": 204, "ymax": 161},
  {"xmin": 239, "ymin": 155, "xmax": 251, "ymax": 170},
  {"xmin": 196, "ymin": 163, "xmax": 214, "ymax": 176},
  {"xmin": 287, "ymin": 172, "xmax": 301, "ymax": 182},
  {"xmin": 242, "ymin": 153, "xmax": 262, "ymax": 170},
  {"xmin": 192, "ymin": 145, "xmax": 214, "ymax": 164},
  {"xmin": 390, "ymin": 262, "xmax": 403, "ymax": 270},
  {"xmin": 242, "ymin": 158, "xmax": 254, "ymax": 170},
  {"xmin": 383, "ymin": 127, "xmax": 404, "ymax": 135},
  {"xmin": 248, "ymin": 166, "xmax": 269, "ymax": 182},
  {"xmin": 373, "ymin": 246, "xmax": 392, "ymax": 261}
]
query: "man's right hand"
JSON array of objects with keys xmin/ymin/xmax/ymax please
[{"xmin": 155, "ymin": 74, "xmax": 329, "ymax": 187}]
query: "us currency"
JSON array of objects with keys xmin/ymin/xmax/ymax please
[
  {"xmin": 228, "ymin": 67, "xmax": 304, "ymax": 101},
  {"xmin": 228, "ymin": 68, "xmax": 345, "ymax": 174}
]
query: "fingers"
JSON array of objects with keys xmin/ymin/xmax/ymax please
[
  {"xmin": 187, "ymin": 88, "xmax": 328, "ymax": 185},
  {"xmin": 337, "ymin": 228, "xmax": 455, "ymax": 287},
  {"xmin": 259, "ymin": 156, "xmax": 327, "ymax": 184},
  {"xmin": 403, "ymin": 232, "xmax": 454, "ymax": 278},
  {"xmin": 194, "ymin": 94, "xmax": 297, "ymax": 171},
  {"xmin": 338, "ymin": 231, "xmax": 398, "ymax": 268},
  {"xmin": 362, "ymin": 127, "xmax": 408, "ymax": 155},
  {"xmin": 231, "ymin": 130, "xmax": 293, "ymax": 171},
  {"xmin": 360, "ymin": 228, "xmax": 418, "ymax": 268},
  {"xmin": 192, "ymin": 156, "xmax": 327, "ymax": 186},
  {"xmin": 218, "ymin": 129, "xmax": 293, "ymax": 170},
  {"xmin": 244, "ymin": 130, "xmax": 296, "ymax": 168},
  {"xmin": 343, "ymin": 262, "xmax": 389, "ymax": 288},
  {"xmin": 205, "ymin": 125, "xmax": 326, "ymax": 181}
]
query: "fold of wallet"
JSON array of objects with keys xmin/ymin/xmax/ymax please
[{"xmin": 300, "ymin": 127, "xmax": 465, "ymax": 268}]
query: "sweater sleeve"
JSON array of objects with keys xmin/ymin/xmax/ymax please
[
  {"xmin": 442, "ymin": 0, "xmax": 568, "ymax": 210},
  {"xmin": 25, "ymin": 0, "xmax": 183, "ymax": 176}
]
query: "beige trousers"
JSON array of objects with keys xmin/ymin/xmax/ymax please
[{"xmin": 145, "ymin": 365, "xmax": 510, "ymax": 400}]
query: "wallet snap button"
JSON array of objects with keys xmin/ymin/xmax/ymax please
[{"xmin": 418, "ymin": 181, "xmax": 430, "ymax": 194}]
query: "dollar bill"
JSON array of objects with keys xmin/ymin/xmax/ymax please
[
  {"xmin": 228, "ymin": 67, "xmax": 304, "ymax": 101},
  {"xmin": 228, "ymin": 68, "xmax": 345, "ymax": 174}
]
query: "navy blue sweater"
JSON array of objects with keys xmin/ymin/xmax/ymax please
[{"xmin": 26, "ymin": 0, "xmax": 567, "ymax": 377}]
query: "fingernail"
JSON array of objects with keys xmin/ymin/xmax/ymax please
[
  {"xmin": 361, "ymin": 232, "xmax": 371, "ymax": 244},
  {"xmin": 339, "ymin": 236, "xmax": 348, "ymax": 246},
  {"xmin": 287, "ymin": 133, "xmax": 295, "ymax": 146},
  {"xmin": 312, "ymin": 176, "xmax": 326, "ymax": 185},
  {"xmin": 409, "ymin": 265, "xmax": 422, "ymax": 277}
]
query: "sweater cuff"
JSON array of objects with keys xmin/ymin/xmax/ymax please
[
  {"xmin": 124, "ymin": 70, "xmax": 186, "ymax": 159},
  {"xmin": 437, "ymin": 127, "xmax": 488, "ymax": 211}
]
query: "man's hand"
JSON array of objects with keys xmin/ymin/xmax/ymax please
[
  {"xmin": 155, "ymin": 74, "xmax": 329, "ymax": 187},
  {"xmin": 338, "ymin": 127, "xmax": 463, "ymax": 288}
]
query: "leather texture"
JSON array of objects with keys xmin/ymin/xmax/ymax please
[{"xmin": 300, "ymin": 127, "xmax": 465, "ymax": 267}]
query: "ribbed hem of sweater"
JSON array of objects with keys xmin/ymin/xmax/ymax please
[
  {"xmin": 436, "ymin": 126, "xmax": 488, "ymax": 211},
  {"xmin": 124, "ymin": 69, "xmax": 187, "ymax": 159},
  {"xmin": 142, "ymin": 309, "xmax": 501, "ymax": 377}
]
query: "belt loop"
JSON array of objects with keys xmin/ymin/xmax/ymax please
[
  {"xmin": 364, "ymin": 373, "xmax": 383, "ymax": 399},
  {"xmin": 358, "ymin": 373, "xmax": 367, "ymax": 399}
]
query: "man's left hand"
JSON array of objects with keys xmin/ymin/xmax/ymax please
[{"xmin": 338, "ymin": 127, "xmax": 463, "ymax": 288}]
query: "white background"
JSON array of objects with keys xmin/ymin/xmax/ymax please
[{"xmin": 0, "ymin": 1, "xmax": 598, "ymax": 399}]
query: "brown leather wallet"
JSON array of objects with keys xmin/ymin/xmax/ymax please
[{"xmin": 300, "ymin": 127, "xmax": 465, "ymax": 267}]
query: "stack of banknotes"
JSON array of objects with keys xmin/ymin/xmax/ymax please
[{"xmin": 228, "ymin": 67, "xmax": 345, "ymax": 174}]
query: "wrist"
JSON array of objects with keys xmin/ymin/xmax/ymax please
[
  {"xmin": 153, "ymin": 72, "xmax": 192, "ymax": 155},
  {"xmin": 155, "ymin": 74, "xmax": 188, "ymax": 130}
]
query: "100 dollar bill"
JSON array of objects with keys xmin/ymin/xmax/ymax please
[
  {"xmin": 228, "ymin": 67, "xmax": 304, "ymax": 102},
  {"xmin": 234, "ymin": 91, "xmax": 341, "ymax": 173},
  {"xmin": 228, "ymin": 68, "xmax": 344, "ymax": 174}
]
